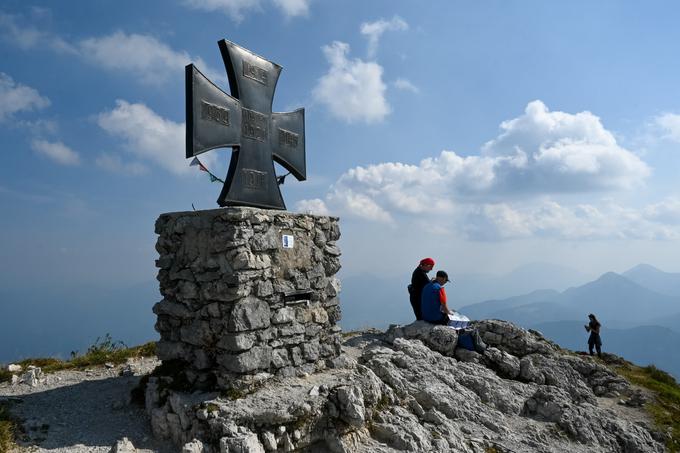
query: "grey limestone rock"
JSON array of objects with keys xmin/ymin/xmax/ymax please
[
  {"xmin": 109, "ymin": 437, "xmax": 137, "ymax": 453},
  {"xmin": 182, "ymin": 439, "xmax": 207, "ymax": 453},
  {"xmin": 218, "ymin": 346, "xmax": 272, "ymax": 374},
  {"xmin": 220, "ymin": 432, "xmax": 265, "ymax": 453},
  {"xmin": 154, "ymin": 208, "xmax": 343, "ymax": 391},
  {"xmin": 146, "ymin": 320, "xmax": 665, "ymax": 453},
  {"xmin": 384, "ymin": 321, "xmax": 458, "ymax": 357},
  {"xmin": 228, "ymin": 297, "xmax": 271, "ymax": 332},
  {"xmin": 335, "ymin": 385, "xmax": 366, "ymax": 427}
]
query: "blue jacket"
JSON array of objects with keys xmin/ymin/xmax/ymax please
[{"xmin": 421, "ymin": 281, "xmax": 446, "ymax": 322}]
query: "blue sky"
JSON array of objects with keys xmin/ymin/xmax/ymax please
[{"xmin": 2, "ymin": 0, "xmax": 680, "ymax": 296}]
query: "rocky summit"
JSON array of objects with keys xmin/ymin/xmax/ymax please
[{"xmin": 144, "ymin": 319, "xmax": 666, "ymax": 453}]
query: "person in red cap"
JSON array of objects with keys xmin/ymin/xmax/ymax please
[{"xmin": 408, "ymin": 258, "xmax": 435, "ymax": 320}]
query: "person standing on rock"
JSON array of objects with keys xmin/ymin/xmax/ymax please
[
  {"xmin": 409, "ymin": 257, "xmax": 435, "ymax": 320},
  {"xmin": 585, "ymin": 313, "xmax": 603, "ymax": 358},
  {"xmin": 421, "ymin": 270, "xmax": 454, "ymax": 325}
]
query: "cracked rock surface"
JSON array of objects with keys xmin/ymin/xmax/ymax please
[{"xmin": 146, "ymin": 320, "xmax": 664, "ymax": 453}]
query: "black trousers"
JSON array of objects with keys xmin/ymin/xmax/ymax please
[
  {"xmin": 588, "ymin": 333, "xmax": 602, "ymax": 356},
  {"xmin": 410, "ymin": 297, "xmax": 422, "ymax": 321}
]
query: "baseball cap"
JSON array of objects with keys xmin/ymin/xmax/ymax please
[
  {"xmin": 436, "ymin": 270, "xmax": 450, "ymax": 282},
  {"xmin": 420, "ymin": 257, "xmax": 435, "ymax": 266}
]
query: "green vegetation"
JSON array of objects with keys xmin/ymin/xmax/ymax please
[
  {"xmin": 615, "ymin": 363, "xmax": 680, "ymax": 452},
  {"xmin": 0, "ymin": 335, "xmax": 156, "ymax": 383},
  {"xmin": 0, "ymin": 400, "xmax": 17, "ymax": 453}
]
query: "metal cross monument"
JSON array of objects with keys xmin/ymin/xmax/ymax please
[{"xmin": 185, "ymin": 40, "xmax": 306, "ymax": 209}]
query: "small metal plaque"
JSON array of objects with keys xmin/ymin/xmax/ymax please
[
  {"xmin": 242, "ymin": 168, "xmax": 266, "ymax": 189},
  {"xmin": 243, "ymin": 60, "xmax": 268, "ymax": 85},
  {"xmin": 278, "ymin": 128, "xmax": 299, "ymax": 148},
  {"xmin": 201, "ymin": 100, "xmax": 230, "ymax": 126},
  {"xmin": 241, "ymin": 108, "xmax": 268, "ymax": 142},
  {"xmin": 282, "ymin": 234, "xmax": 294, "ymax": 248}
]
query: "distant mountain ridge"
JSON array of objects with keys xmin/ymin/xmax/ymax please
[
  {"xmin": 623, "ymin": 263, "xmax": 680, "ymax": 297},
  {"xmin": 458, "ymin": 264, "xmax": 680, "ymax": 379},
  {"xmin": 460, "ymin": 269, "xmax": 680, "ymax": 328}
]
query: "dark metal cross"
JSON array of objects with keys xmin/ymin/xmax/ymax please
[{"xmin": 185, "ymin": 39, "xmax": 306, "ymax": 209}]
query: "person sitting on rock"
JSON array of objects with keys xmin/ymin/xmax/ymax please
[
  {"xmin": 408, "ymin": 257, "xmax": 435, "ymax": 320},
  {"xmin": 421, "ymin": 270, "xmax": 454, "ymax": 325},
  {"xmin": 584, "ymin": 313, "xmax": 603, "ymax": 358}
]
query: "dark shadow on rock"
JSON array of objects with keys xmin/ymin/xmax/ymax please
[{"xmin": 2, "ymin": 374, "xmax": 173, "ymax": 452}]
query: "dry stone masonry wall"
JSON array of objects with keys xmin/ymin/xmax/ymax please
[{"xmin": 153, "ymin": 207, "xmax": 342, "ymax": 390}]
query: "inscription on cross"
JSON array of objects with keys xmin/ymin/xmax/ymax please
[{"xmin": 185, "ymin": 40, "xmax": 306, "ymax": 209}]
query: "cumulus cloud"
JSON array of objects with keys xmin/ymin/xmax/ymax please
[
  {"xmin": 184, "ymin": 0, "xmax": 309, "ymax": 20},
  {"xmin": 0, "ymin": 73, "xmax": 50, "ymax": 121},
  {"xmin": 95, "ymin": 153, "xmax": 148, "ymax": 175},
  {"xmin": 0, "ymin": 11, "xmax": 77, "ymax": 54},
  {"xmin": 31, "ymin": 139, "xmax": 80, "ymax": 166},
  {"xmin": 393, "ymin": 78, "xmax": 419, "ymax": 93},
  {"xmin": 97, "ymin": 100, "xmax": 188, "ymax": 174},
  {"xmin": 463, "ymin": 199, "xmax": 680, "ymax": 241},
  {"xmin": 309, "ymin": 101, "xmax": 650, "ymax": 228},
  {"xmin": 313, "ymin": 41, "xmax": 390, "ymax": 124},
  {"xmin": 643, "ymin": 197, "xmax": 680, "ymax": 224},
  {"xmin": 272, "ymin": 0, "xmax": 311, "ymax": 17},
  {"xmin": 655, "ymin": 113, "xmax": 680, "ymax": 143},
  {"xmin": 183, "ymin": 0, "xmax": 261, "ymax": 20},
  {"xmin": 294, "ymin": 198, "xmax": 329, "ymax": 215},
  {"xmin": 481, "ymin": 100, "xmax": 649, "ymax": 192},
  {"xmin": 79, "ymin": 31, "xmax": 213, "ymax": 85},
  {"xmin": 1, "ymin": 12, "xmax": 214, "ymax": 86},
  {"xmin": 360, "ymin": 15, "xmax": 408, "ymax": 58}
]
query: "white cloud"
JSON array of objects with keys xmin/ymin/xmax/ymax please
[
  {"xmin": 79, "ymin": 31, "xmax": 213, "ymax": 85},
  {"xmin": 463, "ymin": 199, "xmax": 680, "ymax": 241},
  {"xmin": 294, "ymin": 198, "xmax": 329, "ymax": 215},
  {"xmin": 328, "ymin": 189, "xmax": 393, "ymax": 223},
  {"xmin": 183, "ymin": 0, "xmax": 310, "ymax": 20},
  {"xmin": 643, "ymin": 197, "xmax": 680, "ymax": 224},
  {"xmin": 97, "ymin": 100, "xmax": 188, "ymax": 174},
  {"xmin": 272, "ymin": 0, "xmax": 310, "ymax": 17},
  {"xmin": 182, "ymin": 0, "xmax": 261, "ymax": 21},
  {"xmin": 312, "ymin": 100, "xmax": 650, "ymax": 225},
  {"xmin": 655, "ymin": 113, "xmax": 680, "ymax": 143},
  {"xmin": 393, "ymin": 78, "xmax": 419, "ymax": 93},
  {"xmin": 31, "ymin": 139, "xmax": 80, "ymax": 166},
  {"xmin": 0, "ymin": 73, "xmax": 50, "ymax": 121},
  {"xmin": 96, "ymin": 153, "xmax": 148, "ymax": 176},
  {"xmin": 0, "ymin": 11, "xmax": 77, "ymax": 54},
  {"xmin": 360, "ymin": 15, "xmax": 408, "ymax": 58},
  {"xmin": 313, "ymin": 41, "xmax": 390, "ymax": 124},
  {"xmin": 1, "ymin": 12, "xmax": 214, "ymax": 86},
  {"xmin": 481, "ymin": 100, "xmax": 649, "ymax": 192}
]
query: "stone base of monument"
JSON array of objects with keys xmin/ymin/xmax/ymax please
[
  {"xmin": 152, "ymin": 207, "xmax": 343, "ymax": 392},
  {"xmin": 143, "ymin": 353, "xmax": 371, "ymax": 452}
]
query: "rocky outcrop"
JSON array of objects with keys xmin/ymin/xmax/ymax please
[{"xmin": 145, "ymin": 320, "xmax": 664, "ymax": 452}]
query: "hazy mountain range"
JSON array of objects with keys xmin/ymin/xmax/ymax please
[
  {"xmin": 340, "ymin": 263, "xmax": 680, "ymax": 378},
  {"xmin": 455, "ymin": 264, "xmax": 680, "ymax": 378},
  {"xmin": 459, "ymin": 265, "xmax": 680, "ymax": 329},
  {"xmin": 2, "ymin": 262, "xmax": 679, "ymax": 378}
]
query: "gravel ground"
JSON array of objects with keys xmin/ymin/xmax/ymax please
[{"xmin": 0, "ymin": 358, "xmax": 173, "ymax": 453}]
